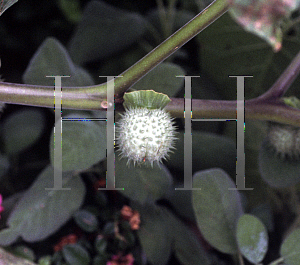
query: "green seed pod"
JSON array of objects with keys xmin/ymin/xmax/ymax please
[{"xmin": 116, "ymin": 90, "xmax": 177, "ymax": 167}]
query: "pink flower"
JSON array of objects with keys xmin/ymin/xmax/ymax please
[{"xmin": 0, "ymin": 194, "xmax": 4, "ymax": 219}]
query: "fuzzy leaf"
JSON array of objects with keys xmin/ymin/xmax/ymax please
[
  {"xmin": 0, "ymin": 165, "xmax": 85, "ymax": 244},
  {"xmin": 50, "ymin": 113, "xmax": 106, "ymax": 171},
  {"xmin": 1, "ymin": 109, "xmax": 45, "ymax": 156},
  {"xmin": 280, "ymin": 229, "xmax": 300, "ymax": 265},
  {"xmin": 23, "ymin": 37, "xmax": 94, "ymax": 87},
  {"xmin": 192, "ymin": 168, "xmax": 244, "ymax": 254},
  {"xmin": 131, "ymin": 63, "xmax": 186, "ymax": 98},
  {"xmin": 115, "ymin": 156, "xmax": 173, "ymax": 203},
  {"xmin": 68, "ymin": 0, "xmax": 147, "ymax": 64},
  {"xmin": 236, "ymin": 214, "xmax": 268, "ymax": 263}
]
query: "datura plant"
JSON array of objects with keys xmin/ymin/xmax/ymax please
[{"xmin": 1, "ymin": 0, "xmax": 300, "ymax": 265}]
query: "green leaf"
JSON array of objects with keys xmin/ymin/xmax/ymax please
[
  {"xmin": 68, "ymin": 0, "xmax": 147, "ymax": 64},
  {"xmin": 236, "ymin": 214, "xmax": 268, "ymax": 263},
  {"xmin": 197, "ymin": 12, "xmax": 300, "ymax": 101},
  {"xmin": 94, "ymin": 235, "xmax": 107, "ymax": 255},
  {"xmin": 62, "ymin": 244, "xmax": 90, "ymax": 265},
  {"xmin": 73, "ymin": 209, "xmax": 98, "ymax": 233},
  {"xmin": 0, "ymin": 247, "xmax": 37, "ymax": 265},
  {"xmin": 170, "ymin": 210, "xmax": 210, "ymax": 265},
  {"xmin": 115, "ymin": 156, "xmax": 173, "ymax": 203},
  {"xmin": 259, "ymin": 140, "xmax": 300, "ymax": 188},
  {"xmin": 166, "ymin": 131, "xmax": 237, "ymax": 176},
  {"xmin": 0, "ymin": 0, "xmax": 18, "ymax": 16},
  {"xmin": 1, "ymin": 109, "xmax": 45, "ymax": 156},
  {"xmin": 229, "ymin": 0, "xmax": 300, "ymax": 51},
  {"xmin": 49, "ymin": 113, "xmax": 107, "ymax": 171},
  {"xmin": 0, "ymin": 165, "xmax": 85, "ymax": 244},
  {"xmin": 134, "ymin": 203, "xmax": 173, "ymax": 265},
  {"xmin": 0, "ymin": 228, "xmax": 19, "ymax": 246},
  {"xmin": 133, "ymin": 202, "xmax": 210, "ymax": 265},
  {"xmin": 38, "ymin": 256, "xmax": 52, "ymax": 265},
  {"xmin": 131, "ymin": 62, "xmax": 186, "ymax": 98},
  {"xmin": 283, "ymin": 96, "xmax": 300, "ymax": 109},
  {"xmin": 192, "ymin": 168, "xmax": 244, "ymax": 254},
  {"xmin": 11, "ymin": 245, "xmax": 36, "ymax": 261},
  {"xmin": 22, "ymin": 37, "xmax": 94, "ymax": 87},
  {"xmin": 280, "ymin": 229, "xmax": 300, "ymax": 265},
  {"xmin": 58, "ymin": 0, "xmax": 82, "ymax": 24}
]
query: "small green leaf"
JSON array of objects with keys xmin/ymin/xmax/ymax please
[
  {"xmin": 62, "ymin": 244, "xmax": 90, "ymax": 265},
  {"xmin": 1, "ymin": 109, "xmax": 45, "ymax": 156},
  {"xmin": 11, "ymin": 245, "xmax": 36, "ymax": 261},
  {"xmin": 94, "ymin": 235, "xmax": 107, "ymax": 255},
  {"xmin": 192, "ymin": 168, "xmax": 244, "ymax": 254},
  {"xmin": 73, "ymin": 209, "xmax": 98, "ymax": 233},
  {"xmin": 58, "ymin": 0, "xmax": 82, "ymax": 24},
  {"xmin": 0, "ymin": 0, "xmax": 18, "ymax": 16},
  {"xmin": 0, "ymin": 165, "xmax": 85, "ymax": 244},
  {"xmin": 123, "ymin": 90, "xmax": 171, "ymax": 110},
  {"xmin": 50, "ymin": 113, "xmax": 106, "ymax": 171},
  {"xmin": 236, "ymin": 214, "xmax": 268, "ymax": 263},
  {"xmin": 259, "ymin": 140, "xmax": 300, "ymax": 188},
  {"xmin": 115, "ymin": 156, "xmax": 173, "ymax": 203},
  {"xmin": 22, "ymin": 37, "xmax": 94, "ymax": 87},
  {"xmin": 38, "ymin": 256, "xmax": 52, "ymax": 265},
  {"xmin": 68, "ymin": 0, "xmax": 147, "ymax": 64},
  {"xmin": 283, "ymin": 96, "xmax": 300, "ymax": 109},
  {"xmin": 102, "ymin": 222, "xmax": 115, "ymax": 236},
  {"xmin": 280, "ymin": 229, "xmax": 300, "ymax": 265},
  {"xmin": 131, "ymin": 63, "xmax": 186, "ymax": 98}
]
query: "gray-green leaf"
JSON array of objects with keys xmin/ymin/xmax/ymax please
[
  {"xmin": 236, "ymin": 214, "xmax": 268, "ymax": 263},
  {"xmin": 131, "ymin": 62, "xmax": 185, "ymax": 98},
  {"xmin": 0, "ymin": 165, "xmax": 85, "ymax": 244},
  {"xmin": 23, "ymin": 37, "xmax": 94, "ymax": 87},
  {"xmin": 115, "ymin": 156, "xmax": 173, "ymax": 203},
  {"xmin": 192, "ymin": 168, "xmax": 244, "ymax": 254},
  {"xmin": 50, "ymin": 113, "xmax": 106, "ymax": 171},
  {"xmin": 1, "ymin": 109, "xmax": 45, "ymax": 156},
  {"xmin": 68, "ymin": 0, "xmax": 147, "ymax": 64},
  {"xmin": 280, "ymin": 229, "xmax": 300, "ymax": 265}
]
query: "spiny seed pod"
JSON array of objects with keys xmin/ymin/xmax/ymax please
[
  {"xmin": 116, "ymin": 107, "xmax": 177, "ymax": 167},
  {"xmin": 267, "ymin": 122, "xmax": 300, "ymax": 160}
]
